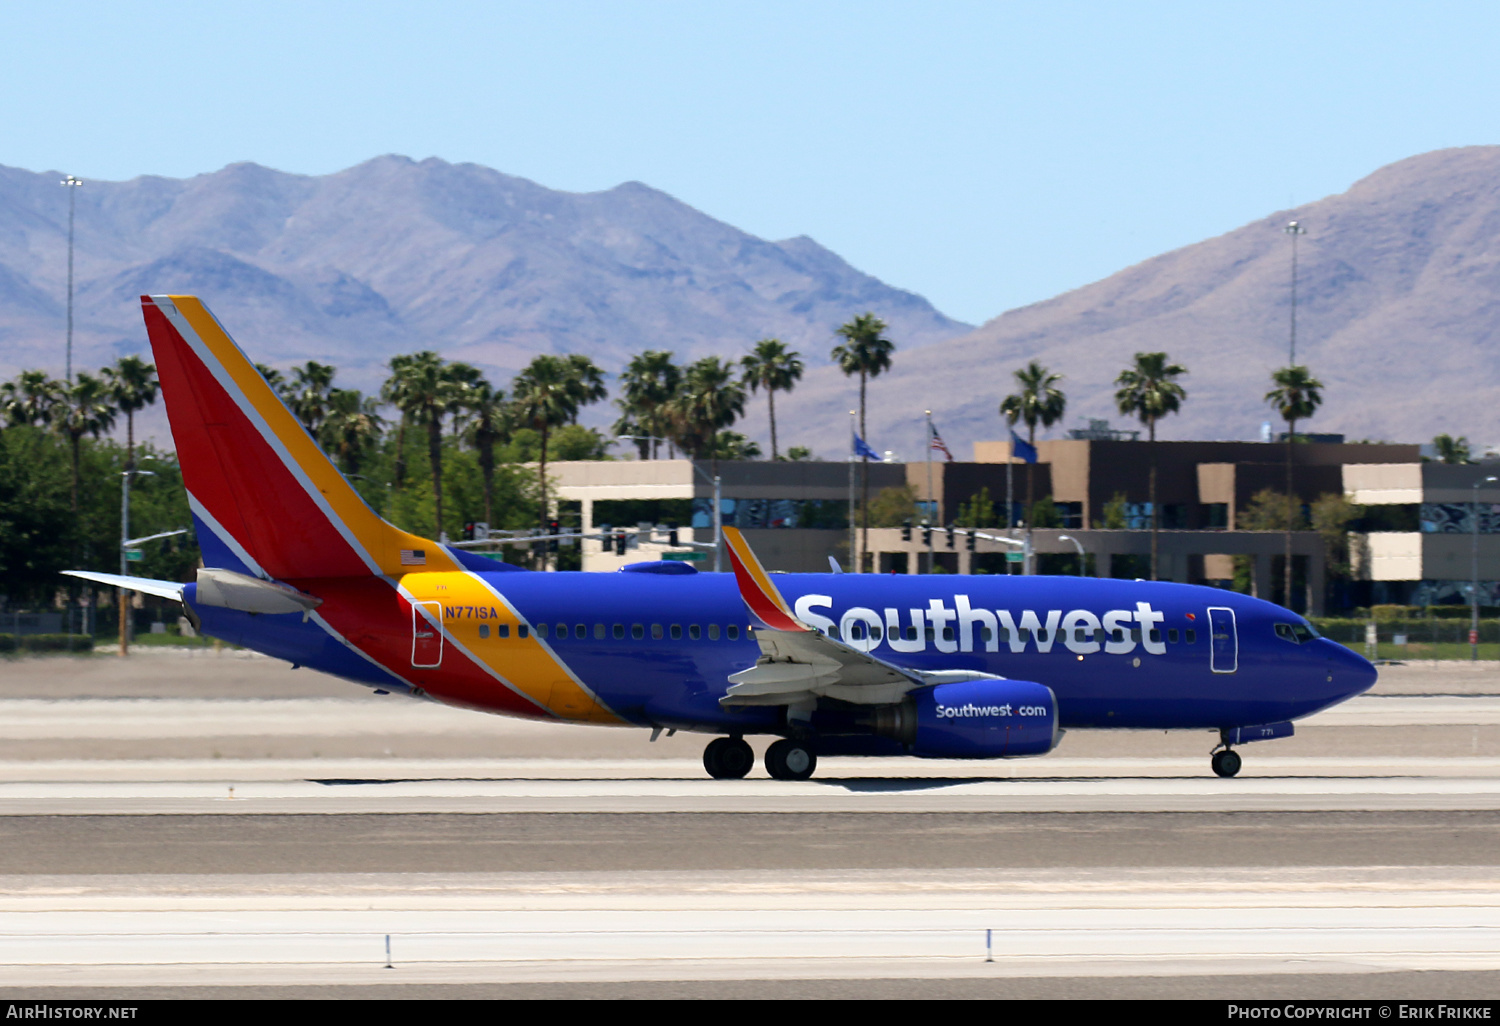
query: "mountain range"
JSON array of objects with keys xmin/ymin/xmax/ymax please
[
  {"xmin": 0, "ymin": 155, "xmax": 968, "ymax": 400},
  {"xmin": 759, "ymin": 146, "xmax": 1500, "ymax": 460},
  {"xmin": 3, "ymin": 147, "xmax": 1499, "ymax": 460}
]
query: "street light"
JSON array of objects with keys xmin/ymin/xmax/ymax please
[
  {"xmin": 61, "ymin": 175, "xmax": 82, "ymax": 384},
  {"xmin": 1057, "ymin": 534, "xmax": 1086, "ymax": 576},
  {"xmin": 1472, "ymin": 475, "xmax": 1497, "ymax": 662},
  {"xmin": 614, "ymin": 435, "xmax": 722, "ymax": 572},
  {"xmin": 1284, "ymin": 220, "xmax": 1307, "ymax": 366}
]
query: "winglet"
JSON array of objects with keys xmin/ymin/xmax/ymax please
[{"xmin": 722, "ymin": 526, "xmax": 809, "ymax": 632}]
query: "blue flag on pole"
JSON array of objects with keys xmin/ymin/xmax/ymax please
[
  {"xmin": 1010, "ymin": 430, "xmax": 1038, "ymax": 464},
  {"xmin": 853, "ymin": 434, "xmax": 880, "ymax": 461}
]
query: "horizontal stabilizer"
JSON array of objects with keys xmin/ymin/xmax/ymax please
[
  {"xmin": 195, "ymin": 568, "xmax": 323, "ymax": 616},
  {"xmin": 62, "ymin": 571, "xmax": 184, "ymax": 602}
]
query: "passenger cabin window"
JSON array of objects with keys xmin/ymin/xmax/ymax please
[
  {"xmin": 1168, "ymin": 628, "xmax": 1179, "ymax": 644},
  {"xmin": 982, "ymin": 626, "xmax": 993, "ymax": 643},
  {"xmin": 631, "ymin": 624, "xmax": 644, "ymax": 640},
  {"xmin": 1184, "ymin": 628, "xmax": 1196, "ymax": 644},
  {"xmin": 707, "ymin": 624, "xmax": 720, "ymax": 641},
  {"xmin": 651, "ymin": 624, "xmax": 664, "ymax": 640},
  {"xmin": 535, "ymin": 624, "xmax": 548, "ymax": 639},
  {"xmin": 594, "ymin": 624, "xmax": 605, "ymax": 640},
  {"xmin": 689, "ymin": 625, "xmax": 701, "ymax": 640},
  {"xmin": 478, "ymin": 624, "xmax": 490, "ymax": 639},
  {"xmin": 497, "ymin": 624, "xmax": 510, "ymax": 639},
  {"xmin": 517, "ymin": 624, "xmax": 529, "ymax": 639},
  {"xmin": 670, "ymin": 625, "xmax": 682, "ymax": 640},
  {"xmin": 575, "ymin": 624, "xmax": 586, "ymax": 639},
  {"xmin": 727, "ymin": 625, "xmax": 740, "ymax": 640}
]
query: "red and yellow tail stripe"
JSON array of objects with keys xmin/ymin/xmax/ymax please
[
  {"xmin": 145, "ymin": 295, "xmax": 459, "ymax": 581},
  {"xmin": 723, "ymin": 526, "xmax": 808, "ymax": 633}
]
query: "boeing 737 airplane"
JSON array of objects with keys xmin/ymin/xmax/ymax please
[{"xmin": 67, "ymin": 296, "xmax": 1376, "ymax": 781}]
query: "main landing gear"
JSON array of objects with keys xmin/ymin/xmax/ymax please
[
  {"xmin": 1210, "ymin": 747, "xmax": 1242, "ymax": 778},
  {"xmin": 765, "ymin": 738, "xmax": 817, "ymax": 781},
  {"xmin": 701, "ymin": 737, "xmax": 819, "ymax": 780},
  {"xmin": 703, "ymin": 736, "xmax": 754, "ymax": 779}
]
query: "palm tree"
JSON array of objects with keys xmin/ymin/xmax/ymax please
[
  {"xmin": 615, "ymin": 351, "xmax": 681, "ymax": 457},
  {"xmin": 381, "ymin": 353, "xmax": 419, "ymax": 487},
  {"xmin": 564, "ymin": 355, "xmax": 608, "ymax": 425},
  {"xmin": 511, "ymin": 355, "xmax": 584, "ymax": 534},
  {"xmin": 102, "ymin": 356, "xmax": 159, "ymax": 475},
  {"xmin": 1433, "ymin": 433, "xmax": 1473, "ymax": 465},
  {"xmin": 999, "ymin": 361, "xmax": 1066, "ymax": 547},
  {"xmin": 55, "ymin": 373, "xmax": 117, "ymax": 515},
  {"xmin": 741, "ymin": 338, "xmax": 803, "ymax": 460},
  {"xmin": 443, "ymin": 362, "xmax": 486, "ymax": 439},
  {"xmin": 1114, "ymin": 352, "xmax": 1188, "ymax": 581},
  {"xmin": 459, "ymin": 379, "xmax": 510, "ymax": 527},
  {"xmin": 254, "ymin": 363, "xmax": 287, "ymax": 396},
  {"xmin": 665, "ymin": 356, "xmax": 747, "ymax": 477},
  {"xmin": 1265, "ymin": 365, "xmax": 1324, "ymax": 609},
  {"xmin": 285, "ymin": 361, "xmax": 337, "ymax": 437},
  {"xmin": 320, "ymin": 388, "xmax": 385, "ymax": 480},
  {"xmin": 0, "ymin": 370, "xmax": 63, "ymax": 428},
  {"xmin": 832, "ymin": 313, "xmax": 895, "ymax": 566},
  {"xmin": 386, "ymin": 351, "xmax": 460, "ymax": 537}
]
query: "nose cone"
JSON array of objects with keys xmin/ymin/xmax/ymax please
[{"xmin": 1321, "ymin": 638, "xmax": 1378, "ymax": 702}]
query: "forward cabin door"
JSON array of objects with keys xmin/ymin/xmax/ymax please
[
  {"xmin": 1207, "ymin": 606, "xmax": 1237, "ymax": 674},
  {"xmin": 412, "ymin": 600, "xmax": 444, "ymax": 668}
]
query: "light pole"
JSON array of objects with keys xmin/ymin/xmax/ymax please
[
  {"xmin": 118, "ymin": 462, "xmax": 157, "ymax": 656},
  {"xmin": 1284, "ymin": 220, "xmax": 1307, "ymax": 367},
  {"xmin": 1057, "ymin": 534, "xmax": 1086, "ymax": 576},
  {"xmin": 614, "ymin": 435, "xmax": 722, "ymax": 572},
  {"xmin": 61, "ymin": 175, "xmax": 82, "ymax": 384},
  {"xmin": 1472, "ymin": 475, "xmax": 1497, "ymax": 662}
]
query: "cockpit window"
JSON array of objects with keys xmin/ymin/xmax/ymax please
[{"xmin": 1274, "ymin": 622, "xmax": 1318, "ymax": 644}]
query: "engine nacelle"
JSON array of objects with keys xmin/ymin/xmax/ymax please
[{"xmin": 867, "ymin": 679, "xmax": 1060, "ymax": 759}]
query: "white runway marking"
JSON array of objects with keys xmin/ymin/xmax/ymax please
[
  {"xmin": 0, "ymin": 764, "xmax": 1499, "ymax": 813},
  {"xmin": 0, "ymin": 869, "xmax": 1494, "ymax": 984}
]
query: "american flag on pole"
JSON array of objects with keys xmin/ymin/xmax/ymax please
[{"xmin": 929, "ymin": 421, "xmax": 954, "ymax": 462}]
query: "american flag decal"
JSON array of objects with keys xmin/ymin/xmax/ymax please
[{"xmin": 400, "ymin": 549, "xmax": 426, "ymax": 566}]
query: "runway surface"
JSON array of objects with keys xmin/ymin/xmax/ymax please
[{"xmin": 1, "ymin": 654, "xmax": 1499, "ymax": 998}]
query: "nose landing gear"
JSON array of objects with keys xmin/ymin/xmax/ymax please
[
  {"xmin": 1210, "ymin": 746, "xmax": 1242, "ymax": 778},
  {"xmin": 703, "ymin": 736, "xmax": 754, "ymax": 779}
]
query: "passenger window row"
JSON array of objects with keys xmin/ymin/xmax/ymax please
[{"xmin": 472, "ymin": 622, "xmax": 749, "ymax": 642}]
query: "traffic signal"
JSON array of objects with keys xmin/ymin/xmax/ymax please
[
  {"xmin": 462, "ymin": 522, "xmax": 475, "ymax": 541},
  {"xmin": 922, "ymin": 524, "xmax": 932, "ymax": 546},
  {"xmin": 901, "ymin": 520, "xmax": 912, "ymax": 542},
  {"xmin": 966, "ymin": 530, "xmax": 976, "ymax": 552},
  {"xmin": 946, "ymin": 526, "xmax": 955, "ymax": 549},
  {"xmin": 614, "ymin": 531, "xmax": 626, "ymax": 556},
  {"xmin": 669, "ymin": 527, "xmax": 679, "ymax": 547},
  {"xmin": 547, "ymin": 519, "xmax": 560, "ymax": 552}
]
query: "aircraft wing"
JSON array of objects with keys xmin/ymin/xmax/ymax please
[
  {"xmin": 721, "ymin": 527, "xmax": 996, "ymax": 706},
  {"xmin": 62, "ymin": 571, "xmax": 185, "ymax": 602}
]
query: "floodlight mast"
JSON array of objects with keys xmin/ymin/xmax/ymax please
[{"xmin": 1473, "ymin": 475, "xmax": 1497, "ymax": 662}]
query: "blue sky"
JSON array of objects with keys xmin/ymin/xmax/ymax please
[{"xmin": 5, "ymin": 1, "xmax": 1500, "ymax": 325}]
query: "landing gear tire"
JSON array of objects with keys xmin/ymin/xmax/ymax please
[
  {"xmin": 1211, "ymin": 749, "xmax": 1242, "ymax": 778},
  {"xmin": 703, "ymin": 736, "xmax": 754, "ymax": 780},
  {"xmin": 765, "ymin": 738, "xmax": 817, "ymax": 781}
]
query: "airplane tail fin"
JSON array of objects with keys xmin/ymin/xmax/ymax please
[{"xmin": 141, "ymin": 295, "xmax": 459, "ymax": 581}]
